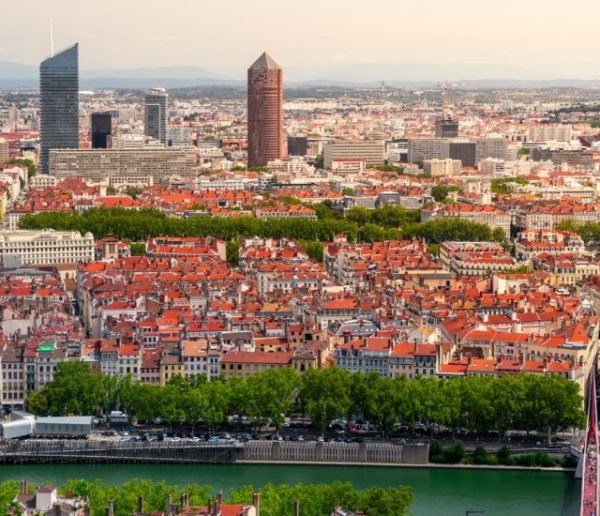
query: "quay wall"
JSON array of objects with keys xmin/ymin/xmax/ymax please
[{"xmin": 0, "ymin": 440, "xmax": 429, "ymax": 466}]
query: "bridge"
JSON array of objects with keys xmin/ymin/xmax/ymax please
[{"xmin": 581, "ymin": 369, "xmax": 598, "ymax": 516}]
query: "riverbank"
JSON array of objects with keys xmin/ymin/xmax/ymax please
[
  {"xmin": 236, "ymin": 459, "xmax": 577, "ymax": 473},
  {"xmin": 0, "ymin": 463, "xmax": 580, "ymax": 516}
]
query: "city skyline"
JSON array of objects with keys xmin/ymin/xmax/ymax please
[{"xmin": 2, "ymin": 0, "xmax": 600, "ymax": 81}]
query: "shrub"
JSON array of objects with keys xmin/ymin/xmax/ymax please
[
  {"xmin": 497, "ymin": 445, "xmax": 511, "ymax": 465},
  {"xmin": 472, "ymin": 445, "xmax": 487, "ymax": 465}
]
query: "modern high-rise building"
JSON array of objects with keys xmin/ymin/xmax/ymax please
[
  {"xmin": 287, "ymin": 136, "xmax": 308, "ymax": 156},
  {"xmin": 90, "ymin": 112, "xmax": 112, "ymax": 149},
  {"xmin": 144, "ymin": 88, "xmax": 168, "ymax": 144},
  {"xmin": 39, "ymin": 43, "xmax": 79, "ymax": 174},
  {"xmin": 435, "ymin": 117, "xmax": 459, "ymax": 138},
  {"xmin": 247, "ymin": 52, "xmax": 284, "ymax": 167}
]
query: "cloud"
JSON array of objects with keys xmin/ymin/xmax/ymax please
[{"xmin": 144, "ymin": 35, "xmax": 183, "ymax": 42}]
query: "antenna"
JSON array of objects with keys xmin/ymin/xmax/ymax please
[{"xmin": 50, "ymin": 18, "xmax": 54, "ymax": 57}]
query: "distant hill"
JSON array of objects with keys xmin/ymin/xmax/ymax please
[
  {"xmin": 2, "ymin": 60, "xmax": 600, "ymax": 90},
  {"xmin": 0, "ymin": 63, "xmax": 235, "ymax": 89}
]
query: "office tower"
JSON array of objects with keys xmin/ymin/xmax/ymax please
[
  {"xmin": 247, "ymin": 52, "xmax": 284, "ymax": 167},
  {"xmin": 435, "ymin": 117, "xmax": 459, "ymax": 138},
  {"xmin": 408, "ymin": 138, "xmax": 447, "ymax": 163},
  {"xmin": 475, "ymin": 138, "xmax": 507, "ymax": 163},
  {"xmin": 39, "ymin": 43, "xmax": 79, "ymax": 174},
  {"xmin": 323, "ymin": 140, "xmax": 385, "ymax": 169},
  {"xmin": 448, "ymin": 140, "xmax": 476, "ymax": 167},
  {"xmin": 0, "ymin": 138, "xmax": 8, "ymax": 166},
  {"xmin": 144, "ymin": 88, "xmax": 168, "ymax": 144},
  {"xmin": 91, "ymin": 112, "xmax": 112, "ymax": 149},
  {"xmin": 287, "ymin": 136, "xmax": 308, "ymax": 156}
]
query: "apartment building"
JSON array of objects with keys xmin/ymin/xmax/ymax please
[
  {"xmin": 527, "ymin": 124, "xmax": 572, "ymax": 143},
  {"xmin": 49, "ymin": 148, "xmax": 197, "ymax": 182},
  {"xmin": 440, "ymin": 241, "xmax": 516, "ymax": 276},
  {"xmin": 0, "ymin": 229, "xmax": 94, "ymax": 266}
]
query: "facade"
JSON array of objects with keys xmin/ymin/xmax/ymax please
[
  {"xmin": 448, "ymin": 140, "xmax": 477, "ymax": 167},
  {"xmin": 475, "ymin": 138, "xmax": 507, "ymax": 163},
  {"xmin": 0, "ymin": 229, "xmax": 94, "ymax": 266},
  {"xmin": 39, "ymin": 44, "xmax": 79, "ymax": 173},
  {"xmin": 247, "ymin": 52, "xmax": 284, "ymax": 167},
  {"xmin": 287, "ymin": 136, "xmax": 308, "ymax": 156},
  {"xmin": 90, "ymin": 112, "xmax": 112, "ymax": 149},
  {"xmin": 0, "ymin": 138, "xmax": 8, "ymax": 166},
  {"xmin": 144, "ymin": 88, "xmax": 168, "ymax": 145},
  {"xmin": 408, "ymin": 138, "xmax": 506, "ymax": 166},
  {"xmin": 435, "ymin": 117, "xmax": 459, "ymax": 138},
  {"xmin": 408, "ymin": 138, "xmax": 446, "ymax": 163},
  {"xmin": 423, "ymin": 158, "xmax": 461, "ymax": 176},
  {"xmin": 323, "ymin": 140, "xmax": 385, "ymax": 168},
  {"xmin": 49, "ymin": 148, "xmax": 197, "ymax": 182},
  {"xmin": 531, "ymin": 148, "xmax": 594, "ymax": 167},
  {"xmin": 440, "ymin": 241, "xmax": 516, "ymax": 276},
  {"xmin": 527, "ymin": 124, "xmax": 572, "ymax": 143}
]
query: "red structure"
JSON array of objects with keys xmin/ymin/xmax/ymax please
[
  {"xmin": 247, "ymin": 52, "xmax": 283, "ymax": 168},
  {"xmin": 581, "ymin": 368, "xmax": 598, "ymax": 516}
]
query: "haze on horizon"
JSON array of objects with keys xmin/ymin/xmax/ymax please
[{"xmin": 2, "ymin": 0, "xmax": 599, "ymax": 82}]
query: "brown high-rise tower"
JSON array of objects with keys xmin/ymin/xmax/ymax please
[{"xmin": 247, "ymin": 52, "xmax": 283, "ymax": 168}]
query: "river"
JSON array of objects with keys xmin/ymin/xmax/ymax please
[{"xmin": 0, "ymin": 464, "xmax": 580, "ymax": 515}]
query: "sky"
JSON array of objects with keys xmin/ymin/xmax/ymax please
[{"xmin": 1, "ymin": 0, "xmax": 599, "ymax": 81}]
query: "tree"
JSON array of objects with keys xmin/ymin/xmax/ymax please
[
  {"xmin": 125, "ymin": 186, "xmax": 139, "ymax": 200},
  {"xmin": 27, "ymin": 362, "xmax": 104, "ymax": 416},
  {"xmin": 298, "ymin": 240, "xmax": 323, "ymax": 262},
  {"xmin": 300, "ymin": 368, "xmax": 351, "ymax": 434},
  {"xmin": 314, "ymin": 154, "xmax": 324, "ymax": 169},
  {"xmin": 7, "ymin": 157, "xmax": 36, "ymax": 178},
  {"xmin": 199, "ymin": 380, "xmax": 230, "ymax": 432},
  {"xmin": 226, "ymin": 241, "xmax": 240, "ymax": 267},
  {"xmin": 129, "ymin": 242, "xmax": 146, "ymax": 256},
  {"xmin": 491, "ymin": 227, "xmax": 507, "ymax": 243},
  {"xmin": 431, "ymin": 185, "xmax": 459, "ymax": 203},
  {"xmin": 0, "ymin": 480, "xmax": 22, "ymax": 514},
  {"xmin": 246, "ymin": 368, "xmax": 299, "ymax": 431},
  {"xmin": 341, "ymin": 187, "xmax": 355, "ymax": 196}
]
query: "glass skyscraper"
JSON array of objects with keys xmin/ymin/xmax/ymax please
[
  {"xmin": 91, "ymin": 112, "xmax": 112, "ymax": 149},
  {"xmin": 39, "ymin": 43, "xmax": 79, "ymax": 174},
  {"xmin": 144, "ymin": 88, "xmax": 168, "ymax": 145}
]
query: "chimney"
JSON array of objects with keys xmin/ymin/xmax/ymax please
[
  {"xmin": 53, "ymin": 503, "xmax": 61, "ymax": 516},
  {"xmin": 180, "ymin": 494, "xmax": 186, "ymax": 510},
  {"xmin": 137, "ymin": 495, "xmax": 144, "ymax": 513},
  {"xmin": 293, "ymin": 499, "xmax": 300, "ymax": 516},
  {"xmin": 105, "ymin": 500, "xmax": 114, "ymax": 516},
  {"xmin": 253, "ymin": 492, "xmax": 260, "ymax": 516},
  {"xmin": 20, "ymin": 480, "xmax": 28, "ymax": 495}
]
